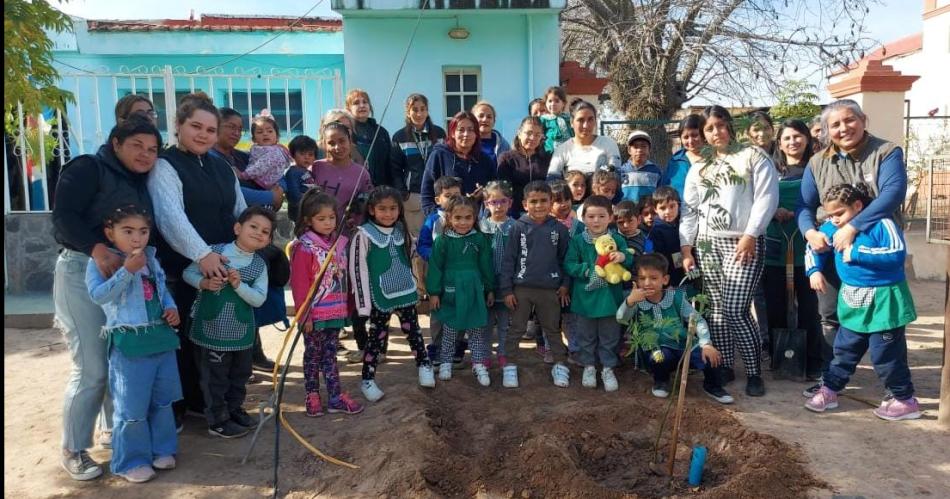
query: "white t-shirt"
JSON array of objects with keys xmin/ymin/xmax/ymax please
[{"xmin": 549, "ymin": 136, "xmax": 622, "ymax": 177}]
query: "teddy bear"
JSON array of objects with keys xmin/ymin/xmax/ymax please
[{"xmin": 594, "ymin": 234, "xmax": 631, "ymax": 284}]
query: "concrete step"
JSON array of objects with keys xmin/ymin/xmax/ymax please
[{"xmin": 4, "ymin": 292, "xmax": 54, "ymax": 329}]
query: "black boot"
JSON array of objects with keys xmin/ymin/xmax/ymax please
[
  {"xmin": 745, "ymin": 375, "xmax": 766, "ymax": 397},
  {"xmin": 251, "ymin": 329, "xmax": 275, "ymax": 371}
]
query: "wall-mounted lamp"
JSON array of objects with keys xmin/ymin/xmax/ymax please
[{"xmin": 448, "ymin": 18, "xmax": 469, "ymax": 39}]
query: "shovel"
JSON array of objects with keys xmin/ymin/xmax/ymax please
[{"xmin": 770, "ymin": 228, "xmax": 807, "ymax": 381}]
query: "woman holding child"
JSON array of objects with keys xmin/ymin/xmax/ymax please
[
  {"xmin": 796, "ymin": 99, "xmax": 908, "ymax": 397},
  {"xmin": 53, "ymin": 114, "xmax": 163, "ymax": 481},
  {"xmin": 147, "ymin": 92, "xmax": 248, "ymax": 429},
  {"xmin": 679, "ymin": 105, "xmax": 778, "ymax": 397}
]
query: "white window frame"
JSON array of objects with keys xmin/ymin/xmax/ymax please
[{"xmin": 442, "ymin": 66, "xmax": 481, "ymax": 126}]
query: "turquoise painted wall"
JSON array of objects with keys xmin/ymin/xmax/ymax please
[
  {"xmin": 53, "ymin": 25, "xmax": 345, "ymax": 154},
  {"xmin": 340, "ymin": 12, "xmax": 559, "ymax": 140}
]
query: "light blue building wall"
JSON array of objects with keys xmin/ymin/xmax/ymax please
[
  {"xmin": 50, "ymin": 17, "xmax": 345, "ymax": 154},
  {"xmin": 334, "ymin": 3, "xmax": 563, "ymax": 140}
]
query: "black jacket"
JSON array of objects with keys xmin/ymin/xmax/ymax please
[
  {"xmin": 53, "ymin": 144, "xmax": 154, "ymax": 255},
  {"xmin": 391, "ymin": 123, "xmax": 446, "ymax": 194},
  {"xmin": 353, "ymin": 118, "xmax": 393, "ymax": 188}
]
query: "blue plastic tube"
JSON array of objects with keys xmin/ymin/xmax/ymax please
[{"xmin": 688, "ymin": 445, "xmax": 707, "ymax": 486}]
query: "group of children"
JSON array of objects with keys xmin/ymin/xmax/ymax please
[{"xmin": 81, "ymin": 92, "xmax": 923, "ymax": 483}]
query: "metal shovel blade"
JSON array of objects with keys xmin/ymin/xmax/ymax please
[{"xmin": 772, "ymin": 327, "xmax": 807, "ymax": 381}]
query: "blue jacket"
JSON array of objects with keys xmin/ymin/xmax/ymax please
[
  {"xmin": 805, "ymin": 218, "xmax": 906, "ymax": 287},
  {"xmin": 661, "ymin": 148, "xmax": 692, "ymax": 201},
  {"xmin": 85, "ymin": 246, "xmax": 177, "ymax": 333},
  {"xmin": 417, "ymin": 210, "xmax": 445, "ymax": 261},
  {"xmin": 618, "ymin": 160, "xmax": 662, "ymax": 202},
  {"xmin": 420, "ymin": 143, "xmax": 497, "ymax": 216}
]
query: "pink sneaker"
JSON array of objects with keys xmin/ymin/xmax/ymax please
[
  {"xmin": 328, "ymin": 393, "xmax": 364, "ymax": 415},
  {"xmin": 804, "ymin": 386, "xmax": 839, "ymax": 413},
  {"xmin": 305, "ymin": 392, "xmax": 323, "ymax": 417},
  {"xmin": 873, "ymin": 397, "xmax": 921, "ymax": 421}
]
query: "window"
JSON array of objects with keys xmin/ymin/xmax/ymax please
[
  {"xmin": 443, "ymin": 67, "xmax": 480, "ymax": 126},
  {"xmin": 231, "ymin": 91, "xmax": 304, "ymax": 138}
]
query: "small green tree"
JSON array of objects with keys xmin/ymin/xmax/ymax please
[
  {"xmin": 770, "ymin": 80, "xmax": 821, "ymax": 123},
  {"xmin": 4, "ymin": 0, "xmax": 73, "ymax": 116}
]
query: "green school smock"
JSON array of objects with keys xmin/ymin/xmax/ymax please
[
  {"xmin": 565, "ymin": 230, "xmax": 632, "ymax": 319},
  {"xmin": 765, "ymin": 177, "xmax": 806, "ymax": 267},
  {"xmin": 426, "ymin": 229, "xmax": 496, "ymax": 330}
]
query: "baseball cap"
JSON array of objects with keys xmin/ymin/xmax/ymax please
[{"xmin": 626, "ymin": 130, "xmax": 652, "ymax": 146}]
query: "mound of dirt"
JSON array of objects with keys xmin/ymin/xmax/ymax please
[{"xmin": 276, "ymin": 361, "xmax": 825, "ymax": 499}]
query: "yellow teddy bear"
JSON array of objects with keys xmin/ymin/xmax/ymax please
[{"xmin": 594, "ymin": 234, "xmax": 632, "ymax": 284}]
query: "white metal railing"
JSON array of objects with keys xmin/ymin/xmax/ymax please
[{"xmin": 4, "ymin": 64, "xmax": 343, "ymax": 214}]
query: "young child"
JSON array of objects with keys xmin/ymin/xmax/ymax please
[
  {"xmin": 290, "ymin": 190, "xmax": 364, "ymax": 417},
  {"xmin": 242, "ymin": 112, "xmax": 292, "ymax": 189},
  {"xmin": 184, "ymin": 206, "xmax": 273, "ymax": 439},
  {"xmin": 500, "ymin": 181, "xmax": 571, "ymax": 388},
  {"xmin": 427, "ymin": 196, "xmax": 496, "ymax": 386},
  {"xmin": 590, "ymin": 170, "xmax": 620, "ymax": 204},
  {"xmin": 617, "ymin": 130, "xmax": 661, "ymax": 203},
  {"xmin": 539, "ymin": 86, "xmax": 573, "ymax": 153},
  {"xmin": 646, "ymin": 186, "xmax": 685, "ymax": 286},
  {"xmin": 311, "ymin": 121, "xmax": 374, "ymax": 220},
  {"xmin": 565, "ymin": 195, "xmax": 632, "ymax": 392},
  {"xmin": 549, "ymin": 180, "xmax": 582, "ymax": 362},
  {"xmin": 804, "ymin": 183, "xmax": 919, "ymax": 420},
  {"xmin": 637, "ymin": 197, "xmax": 654, "ymax": 232},
  {"xmin": 617, "ymin": 254, "xmax": 733, "ymax": 403},
  {"xmin": 479, "ymin": 181, "xmax": 515, "ymax": 368},
  {"xmin": 416, "ymin": 176, "xmax": 464, "ymax": 365},
  {"xmin": 614, "ymin": 200, "xmax": 649, "ymax": 285},
  {"xmin": 565, "ymin": 169, "xmax": 589, "ymax": 212},
  {"xmin": 285, "ymin": 134, "xmax": 317, "ymax": 222},
  {"xmin": 350, "ymin": 186, "xmax": 436, "ymax": 401},
  {"xmin": 85, "ymin": 206, "xmax": 181, "ymax": 483}
]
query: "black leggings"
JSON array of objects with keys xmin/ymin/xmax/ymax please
[{"xmin": 361, "ymin": 306, "xmax": 430, "ymax": 380}]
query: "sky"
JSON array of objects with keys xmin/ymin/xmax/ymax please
[{"xmin": 53, "ymin": 0, "xmax": 925, "ymax": 105}]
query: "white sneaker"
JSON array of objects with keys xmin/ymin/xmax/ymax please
[
  {"xmin": 602, "ymin": 367, "xmax": 618, "ymax": 392},
  {"xmin": 116, "ymin": 465, "xmax": 156, "ymax": 483},
  {"xmin": 473, "ymin": 364, "xmax": 491, "ymax": 387},
  {"xmin": 439, "ymin": 363, "xmax": 453, "ymax": 381},
  {"xmin": 361, "ymin": 380, "xmax": 385, "ymax": 402},
  {"xmin": 418, "ymin": 365, "xmax": 436, "ymax": 388},
  {"xmin": 152, "ymin": 455, "xmax": 176, "ymax": 470},
  {"xmin": 551, "ymin": 363, "xmax": 570, "ymax": 387},
  {"xmin": 502, "ymin": 365, "xmax": 519, "ymax": 388},
  {"xmin": 582, "ymin": 366, "xmax": 597, "ymax": 388}
]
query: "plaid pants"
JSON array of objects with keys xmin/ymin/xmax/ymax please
[
  {"xmin": 696, "ymin": 236, "xmax": 765, "ymax": 376},
  {"xmin": 441, "ymin": 326, "xmax": 488, "ymax": 366}
]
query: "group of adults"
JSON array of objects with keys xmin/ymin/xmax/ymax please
[{"xmin": 52, "ymin": 84, "xmax": 905, "ymax": 479}]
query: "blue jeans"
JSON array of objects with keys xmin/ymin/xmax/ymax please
[
  {"xmin": 109, "ymin": 348, "xmax": 182, "ymax": 474},
  {"xmin": 823, "ymin": 326, "xmax": 915, "ymax": 400},
  {"xmin": 644, "ymin": 346, "xmax": 723, "ymax": 389},
  {"xmin": 54, "ymin": 249, "xmax": 113, "ymax": 452},
  {"xmin": 488, "ymin": 305, "xmax": 510, "ymax": 358}
]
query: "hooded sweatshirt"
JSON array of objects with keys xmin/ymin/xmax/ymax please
[
  {"xmin": 420, "ymin": 143, "xmax": 497, "ymax": 216},
  {"xmin": 391, "ymin": 122, "xmax": 446, "ymax": 194},
  {"xmin": 353, "ymin": 117, "xmax": 393, "ymax": 187},
  {"xmin": 499, "ymin": 214, "xmax": 571, "ymax": 296}
]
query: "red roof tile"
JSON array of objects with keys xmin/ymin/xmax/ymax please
[
  {"xmin": 832, "ymin": 33, "xmax": 922, "ymax": 76},
  {"xmin": 86, "ymin": 14, "xmax": 342, "ymax": 33},
  {"xmin": 560, "ymin": 61, "xmax": 608, "ymax": 95}
]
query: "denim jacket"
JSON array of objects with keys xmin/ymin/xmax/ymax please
[{"xmin": 85, "ymin": 246, "xmax": 177, "ymax": 335}]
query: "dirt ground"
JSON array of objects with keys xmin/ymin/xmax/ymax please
[{"xmin": 4, "ymin": 280, "xmax": 949, "ymax": 498}]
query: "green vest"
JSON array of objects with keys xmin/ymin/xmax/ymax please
[
  {"xmin": 567, "ymin": 231, "xmax": 631, "ymax": 318},
  {"xmin": 189, "ymin": 246, "xmax": 265, "ymax": 351},
  {"xmin": 363, "ymin": 224, "xmax": 418, "ymax": 312},
  {"xmin": 765, "ymin": 178, "xmax": 806, "ymax": 267},
  {"xmin": 810, "ymin": 134, "xmax": 900, "ymax": 224}
]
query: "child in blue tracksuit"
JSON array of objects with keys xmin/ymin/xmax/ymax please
[
  {"xmin": 803, "ymin": 183, "xmax": 919, "ymax": 421},
  {"xmin": 85, "ymin": 206, "xmax": 181, "ymax": 483},
  {"xmin": 417, "ymin": 176, "xmax": 463, "ymax": 364}
]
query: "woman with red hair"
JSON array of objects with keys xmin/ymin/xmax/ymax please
[{"xmin": 420, "ymin": 111, "xmax": 497, "ymax": 215}]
